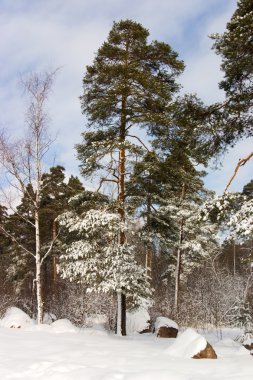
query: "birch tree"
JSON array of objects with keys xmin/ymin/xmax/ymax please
[{"xmin": 0, "ymin": 70, "xmax": 57, "ymax": 323}]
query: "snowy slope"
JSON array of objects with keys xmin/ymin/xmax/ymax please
[{"xmin": 0, "ymin": 325, "xmax": 252, "ymax": 380}]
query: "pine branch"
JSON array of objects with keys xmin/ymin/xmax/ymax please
[{"xmin": 97, "ymin": 177, "xmax": 119, "ymax": 192}]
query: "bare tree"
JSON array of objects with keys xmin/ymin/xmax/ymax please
[{"xmin": 0, "ymin": 70, "xmax": 58, "ymax": 323}]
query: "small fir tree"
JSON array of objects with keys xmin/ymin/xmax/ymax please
[{"xmin": 57, "ymin": 191, "xmax": 152, "ymax": 334}]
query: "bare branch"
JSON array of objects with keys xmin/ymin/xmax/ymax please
[
  {"xmin": 96, "ymin": 177, "xmax": 119, "ymax": 192},
  {"xmin": 207, "ymin": 99, "xmax": 230, "ymax": 113},
  {"xmin": 41, "ymin": 230, "xmax": 60, "ymax": 265},
  {"xmin": 224, "ymin": 151, "xmax": 253, "ymax": 193},
  {"xmin": 0, "ymin": 224, "xmax": 35, "ymax": 258},
  {"xmin": 0, "ymin": 189, "xmax": 35, "ymax": 227},
  {"xmin": 151, "ymin": 204, "xmax": 158, "ymax": 212},
  {"xmin": 0, "ymin": 133, "xmax": 36, "ymax": 205},
  {"xmin": 127, "ymin": 134, "xmax": 151, "ymax": 152}
]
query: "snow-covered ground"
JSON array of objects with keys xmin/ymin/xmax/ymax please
[{"xmin": 0, "ymin": 321, "xmax": 252, "ymax": 380}]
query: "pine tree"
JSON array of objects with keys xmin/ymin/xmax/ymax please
[
  {"xmin": 122, "ymin": 88, "xmax": 217, "ymax": 314},
  {"xmin": 39, "ymin": 166, "xmax": 83, "ymax": 297},
  {"xmin": 147, "ymin": 96, "xmax": 217, "ymax": 313},
  {"xmin": 127, "ymin": 145, "xmax": 218, "ymax": 316},
  {"xmin": 243, "ymin": 179, "xmax": 253, "ymax": 198},
  {"xmin": 211, "ymin": 0, "xmax": 253, "ymax": 141},
  {"xmin": 2, "ymin": 185, "xmax": 37, "ymax": 304},
  {"xmin": 0, "ymin": 205, "xmax": 12, "ymax": 302},
  {"xmin": 126, "ymin": 151, "xmax": 183, "ymax": 290},
  {"xmin": 77, "ymin": 19, "xmax": 184, "ymax": 335},
  {"xmin": 0, "ymin": 205, "xmax": 9, "ymax": 255},
  {"xmin": 66, "ymin": 175, "xmax": 85, "ymax": 199},
  {"xmin": 162, "ymin": 192, "xmax": 218, "ymax": 312}
]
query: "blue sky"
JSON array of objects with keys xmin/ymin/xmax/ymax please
[{"xmin": 1, "ymin": 0, "xmax": 252, "ymax": 194}]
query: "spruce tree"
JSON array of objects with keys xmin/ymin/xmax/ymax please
[{"xmin": 77, "ymin": 19, "xmax": 184, "ymax": 335}]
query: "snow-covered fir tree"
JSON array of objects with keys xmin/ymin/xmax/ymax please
[
  {"xmin": 157, "ymin": 192, "xmax": 219, "ymax": 312},
  {"xmin": 201, "ymin": 190, "xmax": 253, "ymax": 332},
  {"xmin": 57, "ymin": 191, "xmax": 152, "ymax": 334},
  {"xmin": 201, "ymin": 191, "xmax": 253, "ymax": 243}
]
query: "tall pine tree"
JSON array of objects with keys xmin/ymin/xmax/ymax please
[{"xmin": 77, "ymin": 19, "xmax": 184, "ymax": 335}]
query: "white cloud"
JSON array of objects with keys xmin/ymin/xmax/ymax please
[
  {"xmin": 180, "ymin": 1, "xmax": 237, "ymax": 103},
  {"xmin": 0, "ymin": 0, "xmax": 241, "ymax": 194}
]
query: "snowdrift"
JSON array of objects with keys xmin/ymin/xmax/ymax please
[
  {"xmin": 50, "ymin": 318, "xmax": 78, "ymax": 333},
  {"xmin": 126, "ymin": 308, "xmax": 150, "ymax": 334},
  {"xmin": 0, "ymin": 307, "xmax": 35, "ymax": 328}
]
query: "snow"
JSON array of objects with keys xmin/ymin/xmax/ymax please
[
  {"xmin": 43, "ymin": 312, "xmax": 57, "ymax": 325},
  {"xmin": 126, "ymin": 308, "xmax": 150, "ymax": 334},
  {"xmin": 214, "ymin": 338, "xmax": 249, "ymax": 357},
  {"xmin": 85, "ymin": 314, "xmax": 107, "ymax": 331},
  {"xmin": 166, "ymin": 328, "xmax": 206, "ymax": 358},
  {"xmin": 0, "ymin": 316, "xmax": 253, "ymax": 379},
  {"xmin": 155, "ymin": 316, "xmax": 178, "ymax": 330},
  {"xmin": 50, "ymin": 319, "xmax": 79, "ymax": 333},
  {"xmin": 0, "ymin": 307, "xmax": 35, "ymax": 328}
]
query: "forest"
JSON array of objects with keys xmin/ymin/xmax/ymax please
[{"xmin": 0, "ymin": 0, "xmax": 253, "ymax": 341}]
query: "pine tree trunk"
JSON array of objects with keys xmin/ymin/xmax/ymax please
[
  {"xmin": 145, "ymin": 197, "xmax": 152, "ymax": 280},
  {"xmin": 121, "ymin": 291, "xmax": 126, "ymax": 335},
  {"xmin": 174, "ymin": 183, "xmax": 186, "ymax": 314},
  {"xmin": 117, "ymin": 92, "xmax": 127, "ymax": 336},
  {"xmin": 174, "ymin": 225, "xmax": 183, "ymax": 313}
]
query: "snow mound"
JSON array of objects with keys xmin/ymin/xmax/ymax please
[
  {"xmin": 126, "ymin": 308, "xmax": 150, "ymax": 334},
  {"xmin": 166, "ymin": 328, "xmax": 206, "ymax": 358},
  {"xmin": 0, "ymin": 307, "xmax": 35, "ymax": 328},
  {"xmin": 51, "ymin": 318, "xmax": 78, "ymax": 333},
  {"xmin": 155, "ymin": 316, "xmax": 178, "ymax": 330}
]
